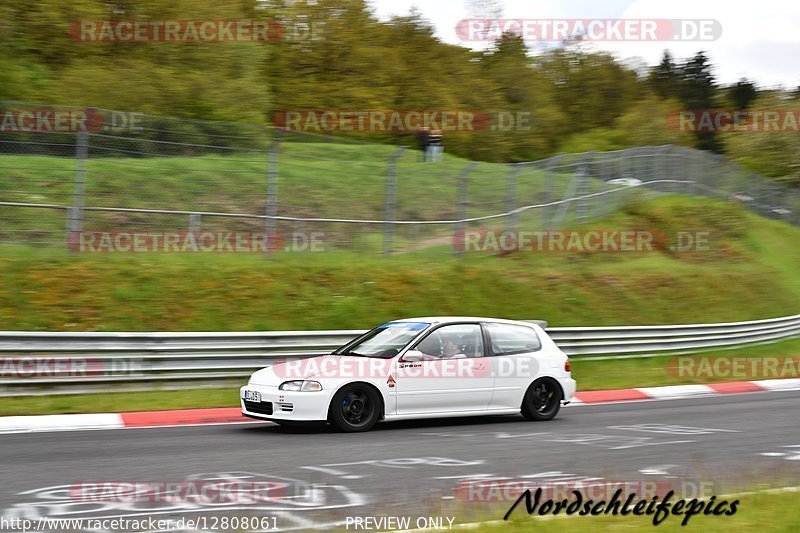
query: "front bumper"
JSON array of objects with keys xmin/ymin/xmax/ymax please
[{"xmin": 240, "ymin": 384, "xmax": 332, "ymax": 421}]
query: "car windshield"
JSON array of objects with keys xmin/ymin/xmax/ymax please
[{"xmin": 333, "ymin": 322, "xmax": 429, "ymax": 359}]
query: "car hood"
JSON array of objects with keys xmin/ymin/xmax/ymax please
[{"xmin": 249, "ymin": 355, "xmax": 392, "ymax": 385}]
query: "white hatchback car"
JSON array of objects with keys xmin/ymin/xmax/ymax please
[{"xmin": 241, "ymin": 317, "xmax": 576, "ymax": 432}]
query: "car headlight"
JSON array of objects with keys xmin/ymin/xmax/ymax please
[{"xmin": 279, "ymin": 380, "xmax": 323, "ymax": 392}]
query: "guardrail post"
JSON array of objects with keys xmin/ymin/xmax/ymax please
[
  {"xmin": 265, "ymin": 130, "xmax": 281, "ymax": 236},
  {"xmin": 682, "ymin": 146, "xmax": 690, "ymax": 193},
  {"xmin": 68, "ymin": 126, "xmax": 89, "ymax": 251},
  {"xmin": 692, "ymin": 148, "xmax": 700, "ymax": 194},
  {"xmin": 713, "ymin": 153, "xmax": 725, "ymax": 198},
  {"xmin": 698, "ymin": 149, "xmax": 708, "ymax": 197},
  {"xmin": 454, "ymin": 162, "xmax": 477, "ymax": 257},
  {"xmin": 383, "ymin": 146, "xmax": 407, "ymax": 255},
  {"xmin": 655, "ymin": 145, "xmax": 670, "ymax": 193},
  {"xmin": 575, "ymin": 152, "xmax": 593, "ymax": 224},
  {"xmin": 189, "ymin": 214, "xmax": 201, "ymax": 233},
  {"xmin": 506, "ymin": 165, "xmax": 519, "ymax": 231},
  {"xmin": 668, "ymin": 146, "xmax": 676, "ymax": 193},
  {"xmin": 747, "ymin": 173, "xmax": 758, "ymax": 208},
  {"xmin": 707, "ymin": 151, "xmax": 719, "ymax": 198},
  {"xmin": 543, "ymin": 154, "xmax": 561, "ymax": 228}
]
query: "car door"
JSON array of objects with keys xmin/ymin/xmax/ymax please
[
  {"xmin": 394, "ymin": 323, "xmax": 494, "ymax": 414},
  {"xmin": 484, "ymin": 322, "xmax": 543, "ymax": 409}
]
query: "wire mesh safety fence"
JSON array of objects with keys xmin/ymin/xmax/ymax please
[{"xmin": 1, "ymin": 101, "xmax": 798, "ymax": 255}]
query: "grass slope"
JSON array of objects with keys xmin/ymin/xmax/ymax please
[{"xmin": 0, "ymin": 195, "xmax": 798, "ymax": 332}]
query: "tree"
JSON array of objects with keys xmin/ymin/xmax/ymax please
[
  {"xmin": 728, "ymin": 78, "xmax": 758, "ymax": 109},
  {"xmin": 725, "ymin": 91, "xmax": 800, "ymax": 187},
  {"xmin": 1, "ymin": 0, "xmax": 271, "ymax": 124},
  {"xmin": 533, "ymin": 48, "xmax": 642, "ymax": 134},
  {"xmin": 678, "ymin": 51, "xmax": 723, "ymax": 152},
  {"xmin": 648, "ymin": 50, "xmax": 680, "ymax": 100},
  {"xmin": 474, "ymin": 33, "xmax": 566, "ymax": 161}
]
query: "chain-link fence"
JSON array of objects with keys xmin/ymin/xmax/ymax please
[{"xmin": 1, "ymin": 101, "xmax": 798, "ymax": 255}]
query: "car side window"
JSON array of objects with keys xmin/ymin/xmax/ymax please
[
  {"xmin": 413, "ymin": 324, "xmax": 484, "ymax": 359},
  {"xmin": 485, "ymin": 323, "xmax": 541, "ymax": 356}
]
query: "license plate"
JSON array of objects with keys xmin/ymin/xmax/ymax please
[{"xmin": 244, "ymin": 390, "xmax": 261, "ymax": 402}]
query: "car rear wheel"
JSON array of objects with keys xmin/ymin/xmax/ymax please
[
  {"xmin": 329, "ymin": 384, "xmax": 381, "ymax": 432},
  {"xmin": 521, "ymin": 377, "xmax": 562, "ymax": 421}
]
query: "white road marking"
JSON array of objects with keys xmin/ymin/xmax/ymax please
[
  {"xmin": 634, "ymin": 384, "xmax": 716, "ymax": 400},
  {"xmin": 638, "ymin": 464, "xmax": 680, "ymax": 477},
  {"xmin": 0, "ymin": 413, "xmax": 124, "ymax": 434},
  {"xmin": 610, "ymin": 424, "xmax": 739, "ymax": 435}
]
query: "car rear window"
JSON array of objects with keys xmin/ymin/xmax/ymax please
[{"xmin": 485, "ymin": 323, "xmax": 541, "ymax": 356}]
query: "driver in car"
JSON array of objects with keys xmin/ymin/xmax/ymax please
[
  {"xmin": 442, "ymin": 337, "xmax": 461, "ymax": 358},
  {"xmin": 417, "ymin": 331, "xmax": 459, "ymax": 359}
]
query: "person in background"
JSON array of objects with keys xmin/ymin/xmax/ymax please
[
  {"xmin": 428, "ymin": 129, "xmax": 443, "ymax": 162},
  {"xmin": 416, "ymin": 126, "xmax": 430, "ymax": 162}
]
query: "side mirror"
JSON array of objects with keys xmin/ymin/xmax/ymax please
[{"xmin": 400, "ymin": 350, "xmax": 423, "ymax": 362}]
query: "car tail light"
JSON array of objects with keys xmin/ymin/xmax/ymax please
[{"xmin": 565, "ymin": 359, "xmax": 571, "ymax": 372}]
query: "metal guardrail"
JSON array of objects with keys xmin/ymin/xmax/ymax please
[{"xmin": 1, "ymin": 314, "xmax": 799, "ymax": 395}]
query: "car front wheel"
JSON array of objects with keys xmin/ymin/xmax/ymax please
[
  {"xmin": 329, "ymin": 384, "xmax": 381, "ymax": 432},
  {"xmin": 521, "ymin": 377, "xmax": 563, "ymax": 421}
]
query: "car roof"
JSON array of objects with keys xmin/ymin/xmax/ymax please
[{"xmin": 390, "ymin": 317, "xmax": 547, "ymax": 328}]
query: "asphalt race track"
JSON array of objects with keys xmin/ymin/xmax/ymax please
[{"xmin": 2, "ymin": 390, "xmax": 799, "ymax": 531}]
